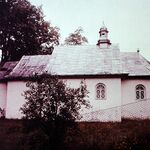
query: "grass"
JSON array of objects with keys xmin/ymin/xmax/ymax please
[
  {"xmin": 68, "ymin": 119, "xmax": 150, "ymax": 150},
  {"xmin": 0, "ymin": 118, "xmax": 150, "ymax": 150},
  {"xmin": 0, "ymin": 119, "xmax": 23, "ymax": 150}
]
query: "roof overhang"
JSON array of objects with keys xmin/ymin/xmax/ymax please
[
  {"xmin": 1, "ymin": 73, "xmax": 150, "ymax": 82},
  {"xmin": 122, "ymin": 75, "xmax": 150, "ymax": 80},
  {"xmin": 2, "ymin": 73, "xmax": 129, "ymax": 82}
]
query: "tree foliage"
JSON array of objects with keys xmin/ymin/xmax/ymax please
[
  {"xmin": 21, "ymin": 74, "xmax": 90, "ymax": 149},
  {"xmin": 0, "ymin": 107, "xmax": 5, "ymax": 119},
  {"xmin": 64, "ymin": 27, "xmax": 88, "ymax": 45},
  {"xmin": 0, "ymin": 0, "xmax": 60, "ymax": 62}
]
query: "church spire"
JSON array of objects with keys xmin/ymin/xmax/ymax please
[{"xmin": 97, "ymin": 23, "xmax": 111, "ymax": 48}]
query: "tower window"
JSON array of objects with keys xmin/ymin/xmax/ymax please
[
  {"xmin": 136, "ymin": 84, "xmax": 146, "ymax": 100},
  {"xmin": 100, "ymin": 33, "xmax": 105, "ymax": 36},
  {"xmin": 96, "ymin": 83, "xmax": 106, "ymax": 100}
]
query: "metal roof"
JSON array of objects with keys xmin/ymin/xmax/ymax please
[
  {"xmin": 0, "ymin": 61, "xmax": 18, "ymax": 80},
  {"xmin": 3, "ymin": 45, "xmax": 150, "ymax": 79},
  {"xmin": 121, "ymin": 52, "xmax": 150, "ymax": 76},
  {"xmin": 0, "ymin": 71, "xmax": 7, "ymax": 80}
]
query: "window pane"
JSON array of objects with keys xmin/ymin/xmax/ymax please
[
  {"xmin": 101, "ymin": 90, "xmax": 105, "ymax": 99},
  {"xmin": 136, "ymin": 91, "xmax": 139, "ymax": 99},
  {"xmin": 96, "ymin": 84, "xmax": 106, "ymax": 99},
  {"xmin": 101, "ymin": 93, "xmax": 105, "ymax": 99},
  {"xmin": 136, "ymin": 84, "xmax": 145, "ymax": 100},
  {"xmin": 141, "ymin": 91, "xmax": 144, "ymax": 99},
  {"xmin": 97, "ymin": 90, "xmax": 100, "ymax": 98},
  {"xmin": 101, "ymin": 86, "xmax": 104, "ymax": 90},
  {"xmin": 139, "ymin": 87, "xmax": 142, "ymax": 90}
]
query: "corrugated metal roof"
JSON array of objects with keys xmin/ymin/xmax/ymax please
[
  {"xmin": 0, "ymin": 71, "xmax": 7, "ymax": 80},
  {"xmin": 5, "ymin": 45, "xmax": 150, "ymax": 79},
  {"xmin": 121, "ymin": 52, "xmax": 150, "ymax": 76},
  {"xmin": 1, "ymin": 61, "xmax": 18, "ymax": 71},
  {"xmin": 0, "ymin": 61, "xmax": 18, "ymax": 80},
  {"xmin": 8, "ymin": 55, "xmax": 51, "ymax": 77}
]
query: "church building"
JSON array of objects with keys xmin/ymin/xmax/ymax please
[{"xmin": 0, "ymin": 24, "xmax": 150, "ymax": 122}]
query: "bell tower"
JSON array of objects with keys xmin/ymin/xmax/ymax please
[{"xmin": 97, "ymin": 22, "xmax": 111, "ymax": 48}]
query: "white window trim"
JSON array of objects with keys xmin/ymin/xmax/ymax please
[
  {"xmin": 135, "ymin": 84, "xmax": 146, "ymax": 100},
  {"xmin": 95, "ymin": 83, "xmax": 106, "ymax": 100}
]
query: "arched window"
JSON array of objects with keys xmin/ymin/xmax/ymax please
[
  {"xmin": 136, "ymin": 84, "xmax": 146, "ymax": 100},
  {"xmin": 96, "ymin": 83, "xmax": 106, "ymax": 100}
]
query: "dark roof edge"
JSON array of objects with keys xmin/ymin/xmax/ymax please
[
  {"xmin": 123, "ymin": 75, "xmax": 150, "ymax": 80},
  {"xmin": 1, "ymin": 74, "xmax": 150, "ymax": 82},
  {"xmin": 57, "ymin": 74, "xmax": 129, "ymax": 79},
  {"xmin": 1, "ymin": 74, "xmax": 128, "ymax": 82}
]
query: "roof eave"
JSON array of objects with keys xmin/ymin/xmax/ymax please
[
  {"xmin": 3, "ymin": 73, "xmax": 128, "ymax": 81},
  {"xmin": 123, "ymin": 75, "xmax": 150, "ymax": 79}
]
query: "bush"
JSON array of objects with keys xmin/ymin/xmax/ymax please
[
  {"xmin": 0, "ymin": 119, "xmax": 150, "ymax": 150},
  {"xmin": 20, "ymin": 129, "xmax": 49, "ymax": 150},
  {"xmin": 0, "ymin": 107, "xmax": 5, "ymax": 119}
]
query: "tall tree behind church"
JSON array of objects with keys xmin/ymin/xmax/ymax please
[
  {"xmin": 0, "ymin": 0, "xmax": 60, "ymax": 62},
  {"xmin": 64, "ymin": 27, "xmax": 88, "ymax": 45}
]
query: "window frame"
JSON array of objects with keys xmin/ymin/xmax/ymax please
[
  {"xmin": 96, "ymin": 83, "xmax": 106, "ymax": 100},
  {"xmin": 135, "ymin": 84, "xmax": 146, "ymax": 100}
]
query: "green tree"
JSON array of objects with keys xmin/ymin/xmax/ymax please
[
  {"xmin": 0, "ymin": 0, "xmax": 60, "ymax": 62},
  {"xmin": 21, "ymin": 74, "xmax": 90, "ymax": 149},
  {"xmin": 64, "ymin": 27, "xmax": 88, "ymax": 45}
]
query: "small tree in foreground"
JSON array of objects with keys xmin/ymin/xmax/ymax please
[{"xmin": 21, "ymin": 74, "xmax": 90, "ymax": 149}]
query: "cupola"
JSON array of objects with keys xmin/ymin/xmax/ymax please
[{"xmin": 97, "ymin": 22, "xmax": 111, "ymax": 48}]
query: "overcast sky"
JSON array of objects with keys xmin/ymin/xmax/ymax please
[{"xmin": 30, "ymin": 0, "xmax": 150, "ymax": 60}]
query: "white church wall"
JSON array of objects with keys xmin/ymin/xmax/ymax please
[
  {"xmin": 0, "ymin": 83, "xmax": 7, "ymax": 113},
  {"xmin": 121, "ymin": 80, "xmax": 150, "ymax": 105},
  {"xmin": 81, "ymin": 106, "xmax": 121, "ymax": 122},
  {"xmin": 5, "ymin": 78, "xmax": 122, "ymax": 121},
  {"xmin": 6, "ymin": 81, "xmax": 27, "ymax": 119},
  {"xmin": 121, "ymin": 79, "xmax": 150, "ymax": 119},
  {"xmin": 66, "ymin": 78, "xmax": 122, "ymax": 122},
  {"xmin": 121, "ymin": 99, "xmax": 150, "ymax": 119}
]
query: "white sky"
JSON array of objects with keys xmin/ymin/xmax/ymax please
[{"xmin": 30, "ymin": 0, "xmax": 150, "ymax": 60}]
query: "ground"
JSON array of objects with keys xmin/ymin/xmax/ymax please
[{"xmin": 0, "ymin": 119, "xmax": 150, "ymax": 150}]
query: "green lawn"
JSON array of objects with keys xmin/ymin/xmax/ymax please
[{"xmin": 0, "ymin": 119, "xmax": 150, "ymax": 150}]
